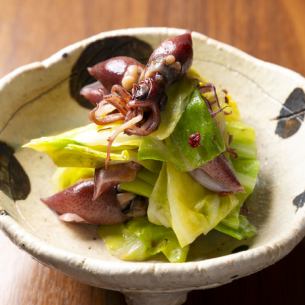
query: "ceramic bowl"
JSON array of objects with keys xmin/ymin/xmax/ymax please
[{"xmin": 1, "ymin": 28, "xmax": 305, "ymax": 305}]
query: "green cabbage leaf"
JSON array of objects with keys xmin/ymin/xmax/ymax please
[
  {"xmin": 99, "ymin": 217, "xmax": 189, "ymax": 263},
  {"xmin": 139, "ymin": 89, "xmax": 226, "ymax": 172}
]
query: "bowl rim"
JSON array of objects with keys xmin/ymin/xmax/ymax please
[{"xmin": 1, "ymin": 27, "xmax": 305, "ymax": 280}]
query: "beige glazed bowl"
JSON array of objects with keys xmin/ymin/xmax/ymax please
[{"xmin": 1, "ymin": 28, "xmax": 305, "ymax": 305}]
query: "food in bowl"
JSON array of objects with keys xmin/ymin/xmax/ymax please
[{"xmin": 24, "ymin": 33, "xmax": 259, "ymax": 262}]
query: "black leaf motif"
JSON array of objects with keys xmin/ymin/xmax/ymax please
[
  {"xmin": 293, "ymin": 190, "xmax": 305, "ymax": 212},
  {"xmin": 0, "ymin": 142, "xmax": 31, "ymax": 201},
  {"xmin": 69, "ymin": 36, "xmax": 153, "ymax": 109},
  {"xmin": 275, "ymin": 88, "xmax": 305, "ymax": 138}
]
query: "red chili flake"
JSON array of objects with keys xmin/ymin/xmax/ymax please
[{"xmin": 188, "ymin": 132, "xmax": 201, "ymax": 148}]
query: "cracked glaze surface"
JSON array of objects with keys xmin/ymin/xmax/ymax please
[{"xmin": 1, "ymin": 28, "xmax": 305, "ymax": 299}]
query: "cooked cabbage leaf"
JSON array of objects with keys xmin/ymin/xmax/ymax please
[
  {"xmin": 148, "ymin": 164, "xmax": 171, "ymax": 227},
  {"xmin": 136, "ymin": 168, "xmax": 158, "ymax": 185},
  {"xmin": 24, "ymin": 124, "xmax": 143, "ymax": 168},
  {"xmin": 25, "ymin": 140, "xmax": 133, "ymax": 168},
  {"xmin": 216, "ymin": 215, "xmax": 256, "ymax": 240},
  {"xmin": 218, "ymin": 204, "xmax": 241, "ymax": 229},
  {"xmin": 118, "ymin": 167, "xmax": 157, "ymax": 198},
  {"xmin": 99, "ymin": 217, "xmax": 189, "ymax": 263},
  {"xmin": 151, "ymin": 77, "xmax": 195, "ymax": 140},
  {"xmin": 226, "ymin": 121, "xmax": 257, "ymax": 159},
  {"xmin": 148, "ymin": 162, "xmax": 239, "ymax": 247},
  {"xmin": 119, "ymin": 178, "xmax": 153, "ymax": 198},
  {"xmin": 139, "ymin": 89, "xmax": 225, "ymax": 172},
  {"xmin": 48, "ymin": 123, "xmax": 141, "ymax": 150},
  {"xmin": 138, "ymin": 136, "xmax": 179, "ymax": 164},
  {"xmin": 224, "ymin": 101, "xmax": 260, "ymax": 211},
  {"xmin": 166, "ymin": 89, "xmax": 225, "ymax": 171},
  {"xmin": 214, "ymin": 96, "xmax": 259, "ymax": 239},
  {"xmin": 52, "ymin": 167, "xmax": 94, "ymax": 190}
]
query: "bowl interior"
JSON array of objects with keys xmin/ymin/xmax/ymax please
[{"xmin": 1, "ymin": 28, "xmax": 305, "ymax": 263}]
